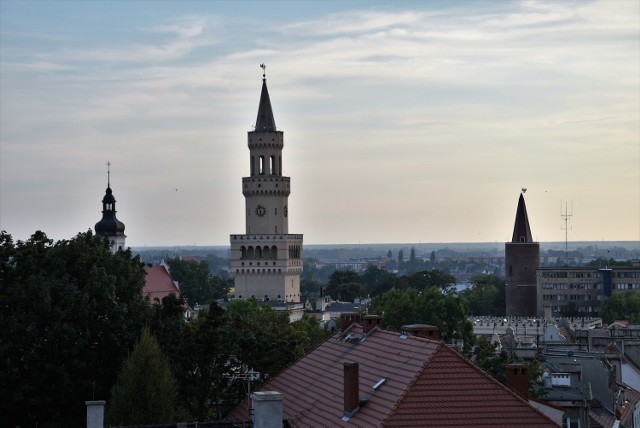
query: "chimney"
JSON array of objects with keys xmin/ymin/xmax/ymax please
[
  {"xmin": 85, "ymin": 400, "xmax": 106, "ymax": 428},
  {"xmin": 401, "ymin": 324, "xmax": 440, "ymax": 340},
  {"xmin": 506, "ymin": 363, "xmax": 529, "ymax": 399},
  {"xmin": 340, "ymin": 312, "xmax": 360, "ymax": 331},
  {"xmin": 251, "ymin": 391, "xmax": 284, "ymax": 428},
  {"xmin": 363, "ymin": 314, "xmax": 383, "ymax": 334},
  {"xmin": 343, "ymin": 361, "xmax": 359, "ymax": 415}
]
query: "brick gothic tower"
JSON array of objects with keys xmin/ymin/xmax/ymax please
[
  {"xmin": 505, "ymin": 192, "xmax": 539, "ymax": 316},
  {"xmin": 229, "ymin": 68, "xmax": 303, "ymax": 302}
]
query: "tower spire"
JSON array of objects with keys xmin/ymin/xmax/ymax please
[
  {"xmin": 106, "ymin": 161, "xmax": 111, "ymax": 188},
  {"xmin": 255, "ymin": 64, "xmax": 276, "ymax": 132},
  {"xmin": 511, "ymin": 191, "xmax": 534, "ymax": 243}
]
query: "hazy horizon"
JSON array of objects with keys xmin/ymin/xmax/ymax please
[{"xmin": 1, "ymin": 1, "xmax": 638, "ymax": 246}]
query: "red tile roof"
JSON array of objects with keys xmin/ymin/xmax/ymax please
[
  {"xmin": 143, "ymin": 264, "xmax": 180, "ymax": 303},
  {"xmin": 226, "ymin": 324, "xmax": 559, "ymax": 427}
]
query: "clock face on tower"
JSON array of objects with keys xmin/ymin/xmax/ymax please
[{"xmin": 255, "ymin": 204, "xmax": 267, "ymax": 217}]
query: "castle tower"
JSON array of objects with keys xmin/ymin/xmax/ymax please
[
  {"xmin": 505, "ymin": 192, "xmax": 539, "ymax": 316},
  {"xmin": 94, "ymin": 162, "xmax": 126, "ymax": 252},
  {"xmin": 230, "ymin": 67, "xmax": 303, "ymax": 302}
]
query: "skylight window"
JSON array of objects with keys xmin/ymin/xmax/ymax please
[{"xmin": 372, "ymin": 378, "xmax": 387, "ymax": 391}]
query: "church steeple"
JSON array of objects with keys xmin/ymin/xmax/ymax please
[
  {"xmin": 511, "ymin": 192, "xmax": 534, "ymax": 243},
  {"xmin": 95, "ymin": 161, "xmax": 126, "ymax": 252},
  {"xmin": 255, "ymin": 63, "xmax": 276, "ymax": 132}
]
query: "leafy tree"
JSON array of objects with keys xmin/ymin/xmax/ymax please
[
  {"xmin": 409, "ymin": 247, "xmax": 416, "ymax": 263},
  {"xmin": 430, "ymin": 250, "xmax": 436, "ymax": 263},
  {"xmin": 165, "ymin": 257, "xmax": 228, "ymax": 305},
  {"xmin": 398, "ymin": 249, "xmax": 404, "ymax": 265},
  {"xmin": 325, "ymin": 270, "xmax": 362, "ymax": 300},
  {"xmin": 404, "ymin": 270, "xmax": 456, "ymax": 292},
  {"xmin": 460, "ymin": 274, "xmax": 505, "ymax": 316},
  {"xmin": 107, "ymin": 328, "xmax": 180, "ymax": 425},
  {"xmin": 369, "ymin": 287, "xmax": 474, "ymax": 353},
  {"xmin": 472, "ymin": 337, "xmax": 545, "ymax": 398},
  {"xmin": 601, "ymin": 292, "xmax": 640, "ymax": 323},
  {"xmin": 0, "ymin": 230, "xmax": 149, "ymax": 427},
  {"xmin": 361, "ymin": 266, "xmax": 400, "ymax": 296}
]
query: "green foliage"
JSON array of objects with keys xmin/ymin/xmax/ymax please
[
  {"xmin": 0, "ymin": 230, "xmax": 149, "ymax": 427},
  {"xmin": 369, "ymin": 287, "xmax": 475, "ymax": 353},
  {"xmin": 600, "ymin": 292, "xmax": 640, "ymax": 323},
  {"xmin": 361, "ymin": 266, "xmax": 400, "ymax": 296},
  {"xmin": 165, "ymin": 257, "xmax": 229, "ymax": 305},
  {"xmin": 459, "ymin": 274, "xmax": 505, "ymax": 316},
  {"xmin": 585, "ymin": 258, "xmax": 634, "ymax": 268},
  {"xmin": 325, "ymin": 270, "xmax": 363, "ymax": 301},
  {"xmin": 472, "ymin": 337, "xmax": 546, "ymax": 398},
  {"xmin": 403, "ymin": 270, "xmax": 456, "ymax": 292},
  {"xmin": 107, "ymin": 328, "xmax": 179, "ymax": 425}
]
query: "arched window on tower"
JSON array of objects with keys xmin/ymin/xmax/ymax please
[
  {"xmin": 241, "ymin": 246, "xmax": 247, "ymax": 259},
  {"xmin": 519, "ymin": 236, "xmax": 526, "ymax": 242},
  {"xmin": 256, "ymin": 247, "xmax": 262, "ymax": 258},
  {"xmin": 270, "ymin": 156, "xmax": 275, "ymax": 175},
  {"xmin": 271, "ymin": 246, "xmax": 277, "ymax": 259},
  {"xmin": 263, "ymin": 246, "xmax": 270, "ymax": 259},
  {"xmin": 259, "ymin": 156, "xmax": 265, "ymax": 175},
  {"xmin": 247, "ymin": 246, "xmax": 255, "ymax": 259},
  {"xmin": 279, "ymin": 156, "xmax": 282, "ymax": 175},
  {"xmin": 251, "ymin": 156, "xmax": 255, "ymax": 176}
]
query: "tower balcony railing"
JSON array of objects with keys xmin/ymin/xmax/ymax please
[
  {"xmin": 231, "ymin": 234, "xmax": 303, "ymax": 241},
  {"xmin": 243, "ymin": 176, "xmax": 290, "ymax": 183}
]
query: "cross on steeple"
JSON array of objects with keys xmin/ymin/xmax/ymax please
[{"xmin": 106, "ymin": 161, "xmax": 111, "ymax": 187}]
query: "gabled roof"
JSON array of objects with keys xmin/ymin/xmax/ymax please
[
  {"xmin": 511, "ymin": 193, "xmax": 534, "ymax": 243},
  {"xmin": 143, "ymin": 264, "xmax": 180, "ymax": 303},
  {"xmin": 226, "ymin": 324, "xmax": 559, "ymax": 427}
]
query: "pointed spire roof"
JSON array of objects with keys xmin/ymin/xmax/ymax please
[
  {"xmin": 254, "ymin": 69, "xmax": 276, "ymax": 132},
  {"xmin": 95, "ymin": 163, "xmax": 125, "ymax": 237},
  {"xmin": 511, "ymin": 193, "xmax": 534, "ymax": 243}
]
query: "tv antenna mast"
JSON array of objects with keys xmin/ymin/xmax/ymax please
[{"xmin": 560, "ymin": 200, "xmax": 573, "ymax": 258}]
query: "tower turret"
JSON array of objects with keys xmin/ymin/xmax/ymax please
[{"xmin": 94, "ymin": 162, "xmax": 126, "ymax": 252}]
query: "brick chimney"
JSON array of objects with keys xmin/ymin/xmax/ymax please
[
  {"xmin": 343, "ymin": 361, "xmax": 359, "ymax": 415},
  {"xmin": 401, "ymin": 324, "xmax": 440, "ymax": 340},
  {"xmin": 506, "ymin": 363, "xmax": 529, "ymax": 399},
  {"xmin": 340, "ymin": 313, "xmax": 361, "ymax": 331},
  {"xmin": 363, "ymin": 314, "xmax": 383, "ymax": 334}
]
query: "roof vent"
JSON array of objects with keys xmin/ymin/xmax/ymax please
[{"xmin": 372, "ymin": 378, "xmax": 387, "ymax": 391}]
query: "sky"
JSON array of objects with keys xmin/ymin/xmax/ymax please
[{"xmin": 1, "ymin": 0, "xmax": 638, "ymax": 247}]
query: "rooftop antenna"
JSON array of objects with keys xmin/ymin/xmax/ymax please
[
  {"xmin": 106, "ymin": 161, "xmax": 111, "ymax": 187},
  {"xmin": 560, "ymin": 200, "xmax": 573, "ymax": 259},
  {"xmin": 260, "ymin": 63, "xmax": 266, "ymax": 80}
]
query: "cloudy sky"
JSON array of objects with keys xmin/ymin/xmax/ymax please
[{"xmin": 1, "ymin": 0, "xmax": 638, "ymax": 247}]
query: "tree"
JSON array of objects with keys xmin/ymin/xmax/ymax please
[
  {"xmin": 387, "ymin": 249, "xmax": 392, "ymax": 259},
  {"xmin": 369, "ymin": 287, "xmax": 474, "ymax": 353},
  {"xmin": 398, "ymin": 249, "xmax": 404, "ymax": 265},
  {"xmin": 459, "ymin": 274, "xmax": 505, "ymax": 316},
  {"xmin": 107, "ymin": 328, "xmax": 180, "ymax": 425},
  {"xmin": 600, "ymin": 292, "xmax": 640, "ymax": 323},
  {"xmin": 0, "ymin": 230, "xmax": 149, "ymax": 427},
  {"xmin": 361, "ymin": 266, "xmax": 400, "ymax": 296},
  {"xmin": 404, "ymin": 270, "xmax": 456, "ymax": 292},
  {"xmin": 430, "ymin": 250, "xmax": 436, "ymax": 263},
  {"xmin": 325, "ymin": 270, "xmax": 362, "ymax": 301},
  {"xmin": 165, "ymin": 257, "xmax": 228, "ymax": 305}
]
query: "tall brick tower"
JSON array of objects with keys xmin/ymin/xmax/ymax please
[
  {"xmin": 229, "ymin": 66, "xmax": 303, "ymax": 302},
  {"xmin": 505, "ymin": 192, "xmax": 539, "ymax": 316}
]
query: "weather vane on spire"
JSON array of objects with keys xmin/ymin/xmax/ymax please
[
  {"xmin": 260, "ymin": 63, "xmax": 266, "ymax": 79},
  {"xmin": 106, "ymin": 161, "xmax": 111, "ymax": 187}
]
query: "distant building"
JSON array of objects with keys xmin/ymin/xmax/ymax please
[
  {"xmin": 226, "ymin": 317, "xmax": 559, "ymax": 427},
  {"xmin": 94, "ymin": 163, "xmax": 126, "ymax": 253},
  {"xmin": 229, "ymin": 68, "xmax": 303, "ymax": 303},
  {"xmin": 505, "ymin": 192, "xmax": 540, "ymax": 317},
  {"xmin": 537, "ymin": 266, "xmax": 640, "ymax": 318}
]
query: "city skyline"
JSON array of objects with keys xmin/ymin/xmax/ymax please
[{"xmin": 1, "ymin": 0, "xmax": 638, "ymax": 246}]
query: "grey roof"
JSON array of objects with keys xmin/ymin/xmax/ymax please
[{"xmin": 254, "ymin": 78, "xmax": 276, "ymax": 132}]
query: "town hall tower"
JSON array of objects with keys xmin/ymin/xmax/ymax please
[{"xmin": 230, "ymin": 67, "xmax": 303, "ymax": 302}]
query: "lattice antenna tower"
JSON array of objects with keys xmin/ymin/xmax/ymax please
[{"xmin": 560, "ymin": 200, "xmax": 573, "ymax": 257}]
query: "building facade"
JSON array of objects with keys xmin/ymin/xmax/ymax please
[
  {"xmin": 94, "ymin": 164, "xmax": 126, "ymax": 253},
  {"xmin": 229, "ymin": 70, "xmax": 303, "ymax": 302},
  {"xmin": 505, "ymin": 192, "xmax": 540, "ymax": 316},
  {"xmin": 537, "ymin": 265, "xmax": 640, "ymax": 317}
]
